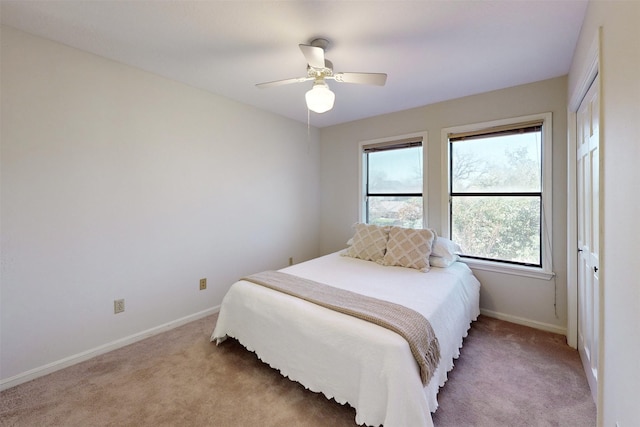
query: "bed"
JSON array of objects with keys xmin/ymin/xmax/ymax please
[{"xmin": 211, "ymin": 226, "xmax": 480, "ymax": 427}]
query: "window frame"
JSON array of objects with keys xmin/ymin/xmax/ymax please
[
  {"xmin": 359, "ymin": 132, "xmax": 428, "ymax": 228},
  {"xmin": 441, "ymin": 113, "xmax": 554, "ymax": 279}
]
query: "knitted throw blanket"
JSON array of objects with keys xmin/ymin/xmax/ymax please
[{"xmin": 241, "ymin": 270, "xmax": 440, "ymax": 386}]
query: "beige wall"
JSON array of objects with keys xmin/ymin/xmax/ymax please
[
  {"xmin": 319, "ymin": 76, "xmax": 569, "ymax": 333},
  {"xmin": 0, "ymin": 26, "xmax": 321, "ymax": 385},
  {"xmin": 568, "ymin": 2, "xmax": 640, "ymax": 426}
]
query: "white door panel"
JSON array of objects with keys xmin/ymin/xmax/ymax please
[{"xmin": 576, "ymin": 78, "xmax": 599, "ymax": 402}]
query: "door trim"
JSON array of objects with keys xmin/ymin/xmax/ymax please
[
  {"xmin": 567, "ymin": 28, "xmax": 603, "ymax": 427},
  {"xmin": 567, "ymin": 29, "xmax": 600, "ymax": 350}
]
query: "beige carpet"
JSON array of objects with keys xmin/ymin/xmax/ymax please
[{"xmin": 0, "ymin": 314, "xmax": 596, "ymax": 426}]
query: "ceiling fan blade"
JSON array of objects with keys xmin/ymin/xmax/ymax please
[
  {"xmin": 299, "ymin": 44, "xmax": 325, "ymax": 69},
  {"xmin": 333, "ymin": 72, "xmax": 387, "ymax": 86},
  {"xmin": 256, "ymin": 76, "xmax": 312, "ymax": 89}
]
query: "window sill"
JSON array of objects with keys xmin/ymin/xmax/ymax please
[{"xmin": 460, "ymin": 257, "xmax": 555, "ymax": 280}]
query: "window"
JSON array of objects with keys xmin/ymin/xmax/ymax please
[
  {"xmin": 361, "ymin": 134, "xmax": 425, "ymax": 228},
  {"xmin": 444, "ymin": 113, "xmax": 552, "ymax": 275}
]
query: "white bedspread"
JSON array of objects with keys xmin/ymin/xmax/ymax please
[{"xmin": 211, "ymin": 252, "xmax": 480, "ymax": 427}]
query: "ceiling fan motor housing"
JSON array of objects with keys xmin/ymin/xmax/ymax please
[{"xmin": 310, "ymin": 38, "xmax": 331, "ymax": 51}]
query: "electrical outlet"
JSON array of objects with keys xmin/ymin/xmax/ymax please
[
  {"xmin": 199, "ymin": 278, "xmax": 207, "ymax": 290},
  {"xmin": 114, "ymin": 299, "xmax": 125, "ymax": 314}
]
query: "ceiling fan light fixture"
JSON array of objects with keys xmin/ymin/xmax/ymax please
[{"xmin": 305, "ymin": 81, "xmax": 335, "ymax": 113}]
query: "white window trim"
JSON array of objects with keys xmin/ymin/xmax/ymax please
[
  {"xmin": 441, "ymin": 113, "xmax": 554, "ymax": 280},
  {"xmin": 359, "ymin": 131, "xmax": 428, "ymax": 227}
]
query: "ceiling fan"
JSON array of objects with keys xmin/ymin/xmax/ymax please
[{"xmin": 256, "ymin": 38, "xmax": 387, "ymax": 114}]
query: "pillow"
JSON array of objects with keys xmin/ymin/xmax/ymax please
[
  {"xmin": 429, "ymin": 255, "xmax": 459, "ymax": 268},
  {"xmin": 341, "ymin": 223, "xmax": 390, "ymax": 262},
  {"xmin": 381, "ymin": 227, "xmax": 435, "ymax": 272},
  {"xmin": 431, "ymin": 236, "xmax": 462, "ymax": 260}
]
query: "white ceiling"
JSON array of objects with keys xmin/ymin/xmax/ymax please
[{"xmin": 0, "ymin": 1, "xmax": 588, "ymax": 128}]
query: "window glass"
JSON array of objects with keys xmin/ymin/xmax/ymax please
[
  {"xmin": 364, "ymin": 143, "xmax": 423, "ymax": 228},
  {"xmin": 451, "ymin": 133, "xmax": 541, "ymax": 193},
  {"xmin": 368, "ymin": 147, "xmax": 423, "ymax": 193},
  {"xmin": 451, "ymin": 195, "xmax": 541, "ymax": 265},
  {"xmin": 367, "ymin": 196, "xmax": 422, "ymax": 228},
  {"xmin": 449, "ymin": 125, "xmax": 544, "ymax": 267}
]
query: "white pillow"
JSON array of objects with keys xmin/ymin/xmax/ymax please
[
  {"xmin": 428, "ymin": 236, "xmax": 462, "ymax": 268},
  {"xmin": 431, "ymin": 236, "xmax": 462, "ymax": 259},
  {"xmin": 429, "ymin": 255, "xmax": 459, "ymax": 268}
]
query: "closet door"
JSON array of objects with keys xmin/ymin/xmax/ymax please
[{"xmin": 576, "ymin": 77, "xmax": 600, "ymax": 402}]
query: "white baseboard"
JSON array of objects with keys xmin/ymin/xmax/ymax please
[
  {"xmin": 0, "ymin": 306, "xmax": 220, "ymax": 391},
  {"xmin": 480, "ymin": 308, "xmax": 567, "ymax": 336}
]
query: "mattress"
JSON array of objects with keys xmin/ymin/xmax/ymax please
[{"xmin": 211, "ymin": 251, "xmax": 480, "ymax": 427}]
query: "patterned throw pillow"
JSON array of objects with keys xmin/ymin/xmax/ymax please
[
  {"xmin": 382, "ymin": 227, "xmax": 436, "ymax": 272},
  {"xmin": 341, "ymin": 223, "xmax": 390, "ymax": 262}
]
